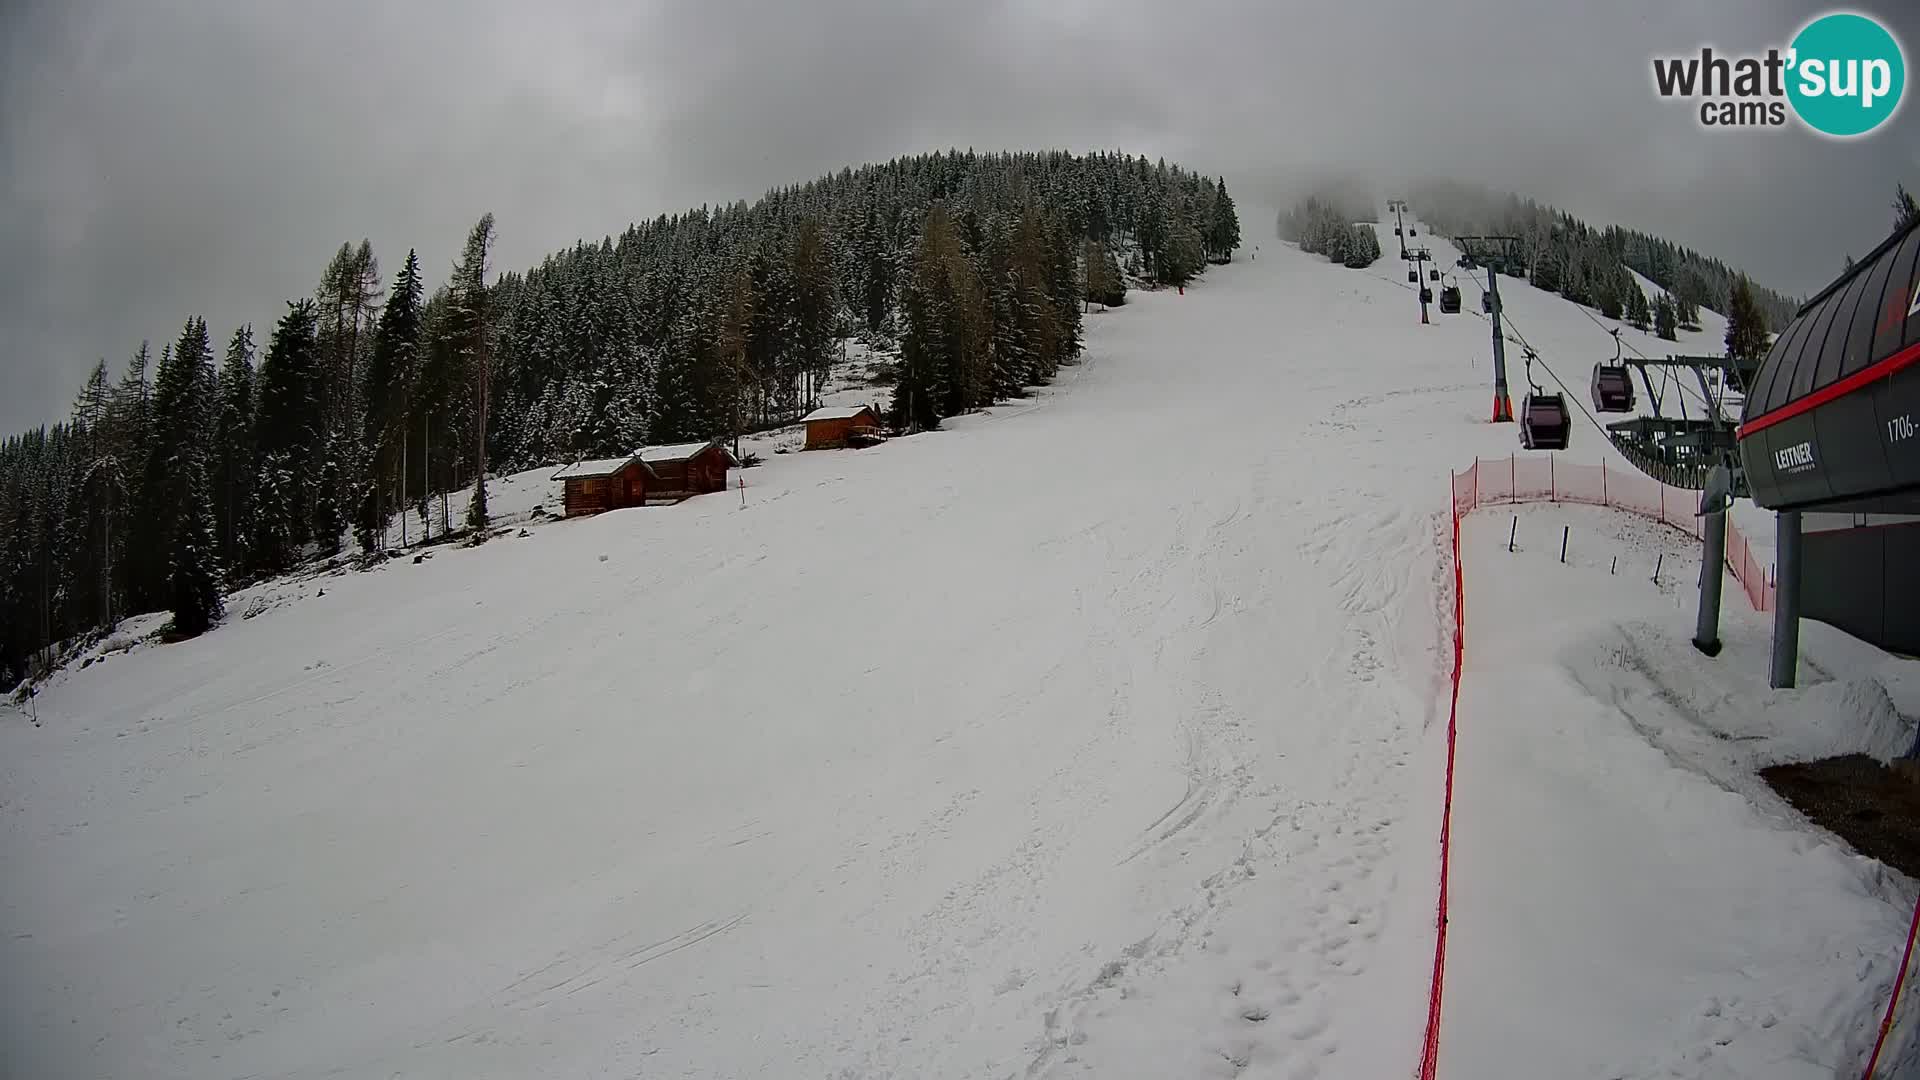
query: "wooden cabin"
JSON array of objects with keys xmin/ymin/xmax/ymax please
[
  {"xmin": 553, "ymin": 440, "xmax": 736, "ymax": 517},
  {"xmin": 635, "ymin": 440, "xmax": 736, "ymax": 501},
  {"xmin": 555, "ymin": 455, "xmax": 649, "ymax": 517},
  {"xmin": 802, "ymin": 404, "xmax": 884, "ymax": 450}
]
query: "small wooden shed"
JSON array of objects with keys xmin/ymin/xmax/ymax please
[
  {"xmin": 555, "ymin": 455, "xmax": 649, "ymax": 517},
  {"xmin": 553, "ymin": 440, "xmax": 737, "ymax": 517},
  {"xmin": 803, "ymin": 404, "xmax": 883, "ymax": 450},
  {"xmin": 636, "ymin": 440, "xmax": 737, "ymax": 500}
]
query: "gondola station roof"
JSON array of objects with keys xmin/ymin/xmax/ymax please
[{"xmin": 1739, "ymin": 218, "xmax": 1920, "ymax": 514}]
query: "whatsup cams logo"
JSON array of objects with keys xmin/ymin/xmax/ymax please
[{"xmin": 1652, "ymin": 11, "xmax": 1905, "ymax": 137}]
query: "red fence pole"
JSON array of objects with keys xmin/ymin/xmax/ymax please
[
  {"xmin": 1602, "ymin": 460, "xmax": 1608, "ymax": 506},
  {"xmin": 1862, "ymin": 893, "xmax": 1920, "ymax": 1079},
  {"xmin": 1550, "ymin": 453, "xmax": 1556, "ymax": 502}
]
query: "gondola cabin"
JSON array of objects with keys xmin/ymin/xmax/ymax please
[
  {"xmin": 1590, "ymin": 364, "xmax": 1635, "ymax": 413},
  {"xmin": 1519, "ymin": 394, "xmax": 1571, "ymax": 451},
  {"xmin": 1439, "ymin": 285, "xmax": 1462, "ymax": 314},
  {"xmin": 802, "ymin": 404, "xmax": 884, "ymax": 450}
]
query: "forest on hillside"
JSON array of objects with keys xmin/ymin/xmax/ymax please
[
  {"xmin": 1402, "ymin": 180, "xmax": 1803, "ymax": 332},
  {"xmin": 1276, "ymin": 198, "xmax": 1383, "ymax": 268},
  {"xmin": 0, "ymin": 151, "xmax": 1240, "ymax": 682}
]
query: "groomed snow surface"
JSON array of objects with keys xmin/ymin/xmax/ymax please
[
  {"xmin": 1452, "ymin": 504, "xmax": 1919, "ymax": 1079},
  {"xmin": 3, "ymin": 216, "xmax": 1916, "ymax": 1079}
]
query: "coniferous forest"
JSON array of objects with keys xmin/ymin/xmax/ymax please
[
  {"xmin": 0, "ymin": 151, "xmax": 1240, "ymax": 679},
  {"xmin": 1277, "ymin": 198, "xmax": 1382, "ymax": 268},
  {"xmin": 1404, "ymin": 180, "xmax": 1803, "ymax": 332}
]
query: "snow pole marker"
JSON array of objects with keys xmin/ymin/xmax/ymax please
[
  {"xmin": 1652, "ymin": 553, "xmax": 1664, "ymax": 585},
  {"xmin": 1508, "ymin": 515, "xmax": 1517, "ymax": 553},
  {"xmin": 1611, "ymin": 556, "xmax": 1617, "ymax": 575},
  {"xmin": 1560, "ymin": 525, "xmax": 1569, "ymax": 564}
]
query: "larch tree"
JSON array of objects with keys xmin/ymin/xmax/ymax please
[
  {"xmin": 894, "ymin": 205, "xmax": 961, "ymax": 432},
  {"xmin": 716, "ymin": 267, "xmax": 756, "ymax": 457},
  {"xmin": 357, "ymin": 249, "xmax": 424, "ymax": 555},
  {"xmin": 790, "ymin": 218, "xmax": 836, "ymax": 410},
  {"xmin": 71, "ymin": 361, "xmax": 123, "ymax": 627},
  {"xmin": 446, "ymin": 214, "xmax": 496, "ymax": 535}
]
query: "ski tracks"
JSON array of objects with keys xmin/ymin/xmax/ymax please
[{"xmin": 1027, "ymin": 490, "xmax": 1443, "ymax": 1078}]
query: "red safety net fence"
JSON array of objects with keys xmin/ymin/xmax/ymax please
[
  {"xmin": 1419, "ymin": 456, "xmax": 1778, "ymax": 1079},
  {"xmin": 1449, "ymin": 454, "xmax": 1776, "ymax": 613},
  {"xmin": 1416, "ymin": 504, "xmax": 1466, "ymax": 1080}
]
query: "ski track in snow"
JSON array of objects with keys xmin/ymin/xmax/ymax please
[{"xmin": 1, "ymin": 214, "xmax": 1891, "ymax": 1079}]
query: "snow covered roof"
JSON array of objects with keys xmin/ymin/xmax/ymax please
[
  {"xmin": 637, "ymin": 440, "xmax": 721, "ymax": 464},
  {"xmin": 803, "ymin": 405, "xmax": 876, "ymax": 422},
  {"xmin": 551, "ymin": 456, "xmax": 637, "ymax": 480}
]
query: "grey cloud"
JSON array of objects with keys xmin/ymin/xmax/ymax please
[{"xmin": 2, "ymin": 0, "xmax": 1914, "ymax": 433}]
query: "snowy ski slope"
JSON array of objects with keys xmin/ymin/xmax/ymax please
[{"xmin": 3, "ymin": 212, "xmax": 1913, "ymax": 1079}]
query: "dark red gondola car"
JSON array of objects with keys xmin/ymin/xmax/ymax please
[
  {"xmin": 1520, "ymin": 394, "xmax": 1571, "ymax": 451},
  {"xmin": 1590, "ymin": 364, "xmax": 1635, "ymax": 413}
]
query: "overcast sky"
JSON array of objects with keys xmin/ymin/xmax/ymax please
[{"xmin": 2, "ymin": 0, "xmax": 1915, "ymax": 434}]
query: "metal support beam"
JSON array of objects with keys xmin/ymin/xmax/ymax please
[
  {"xmin": 1416, "ymin": 248, "xmax": 1431, "ymax": 325},
  {"xmin": 1455, "ymin": 235, "xmax": 1519, "ymax": 423},
  {"xmin": 1770, "ymin": 510, "xmax": 1802, "ymax": 689},
  {"xmin": 1637, "ymin": 366, "xmax": 1663, "ymax": 415},
  {"xmin": 1693, "ymin": 506, "xmax": 1727, "ymax": 657},
  {"xmin": 1487, "ymin": 266, "xmax": 1511, "ymax": 421},
  {"xmin": 1692, "ymin": 366, "xmax": 1720, "ymax": 430}
]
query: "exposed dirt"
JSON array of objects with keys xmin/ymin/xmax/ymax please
[{"xmin": 1763, "ymin": 755, "xmax": 1920, "ymax": 880}]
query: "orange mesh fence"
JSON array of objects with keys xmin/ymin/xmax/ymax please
[{"xmin": 1449, "ymin": 455, "xmax": 1775, "ymax": 613}]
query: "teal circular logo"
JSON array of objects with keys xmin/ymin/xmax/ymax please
[{"xmin": 1787, "ymin": 13, "xmax": 1905, "ymax": 137}]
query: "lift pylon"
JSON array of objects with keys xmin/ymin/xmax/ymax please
[{"xmin": 1454, "ymin": 235, "xmax": 1521, "ymax": 422}]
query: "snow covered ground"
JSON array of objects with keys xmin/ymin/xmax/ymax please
[
  {"xmin": 1449, "ymin": 503, "xmax": 1919, "ymax": 1080},
  {"xmin": 2, "ymin": 211, "xmax": 1910, "ymax": 1079}
]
